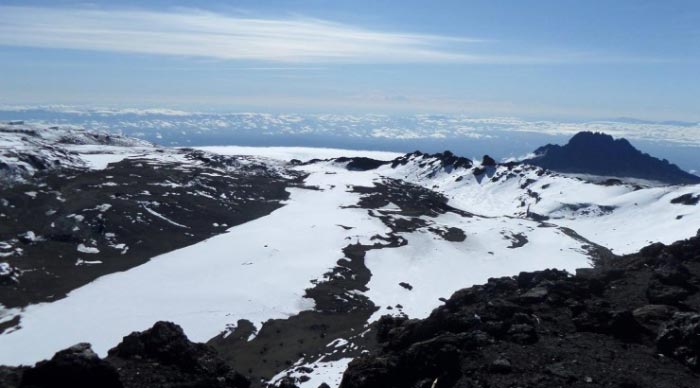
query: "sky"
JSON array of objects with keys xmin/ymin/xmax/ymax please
[{"xmin": 0, "ymin": 0, "xmax": 699, "ymax": 121}]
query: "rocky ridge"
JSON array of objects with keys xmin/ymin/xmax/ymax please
[{"xmin": 0, "ymin": 123, "xmax": 152, "ymax": 184}]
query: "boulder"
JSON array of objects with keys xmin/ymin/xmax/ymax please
[{"xmin": 19, "ymin": 343, "xmax": 122, "ymax": 388}]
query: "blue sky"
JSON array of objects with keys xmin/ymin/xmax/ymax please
[{"xmin": 0, "ymin": 0, "xmax": 698, "ymax": 120}]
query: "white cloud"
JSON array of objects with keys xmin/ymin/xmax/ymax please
[
  {"xmin": 0, "ymin": 6, "xmax": 497, "ymax": 63},
  {"xmin": 3, "ymin": 105, "xmax": 699, "ymax": 145},
  {"xmin": 0, "ymin": 6, "xmax": 670, "ymax": 65}
]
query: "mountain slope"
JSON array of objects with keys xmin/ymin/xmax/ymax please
[
  {"xmin": 3, "ymin": 233, "xmax": 700, "ymax": 388},
  {"xmin": 524, "ymin": 131, "xmax": 700, "ymax": 185},
  {"xmin": 1, "ymin": 132, "xmax": 700, "ymax": 387},
  {"xmin": 0, "ymin": 126, "xmax": 300, "ymax": 310},
  {"xmin": 383, "ymin": 149, "xmax": 700, "ymax": 254},
  {"xmin": 0, "ymin": 123, "xmax": 152, "ymax": 184},
  {"xmin": 340, "ymin": 232, "xmax": 700, "ymax": 388}
]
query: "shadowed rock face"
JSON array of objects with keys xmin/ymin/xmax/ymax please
[
  {"xmin": 2, "ymin": 322, "xmax": 250, "ymax": 388},
  {"xmin": 339, "ymin": 231, "xmax": 700, "ymax": 388},
  {"xmin": 525, "ymin": 131, "xmax": 700, "ymax": 185},
  {"xmin": 19, "ymin": 343, "xmax": 122, "ymax": 388}
]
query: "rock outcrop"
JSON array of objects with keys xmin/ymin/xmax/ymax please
[{"xmin": 2, "ymin": 322, "xmax": 250, "ymax": 388}]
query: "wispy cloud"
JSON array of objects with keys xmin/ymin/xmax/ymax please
[{"xmin": 0, "ymin": 6, "xmax": 499, "ymax": 63}]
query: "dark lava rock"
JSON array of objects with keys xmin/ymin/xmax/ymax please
[
  {"xmin": 335, "ymin": 157, "xmax": 388, "ymax": 171},
  {"xmin": 4, "ymin": 322, "xmax": 250, "ymax": 388},
  {"xmin": 481, "ymin": 155, "xmax": 496, "ymax": 167},
  {"xmin": 671, "ymin": 193, "xmax": 700, "ymax": 205},
  {"xmin": 646, "ymin": 279, "xmax": 691, "ymax": 305},
  {"xmin": 633, "ymin": 304, "xmax": 678, "ymax": 328},
  {"xmin": 108, "ymin": 321, "xmax": 208, "ymax": 370},
  {"xmin": 657, "ymin": 313, "xmax": 700, "ymax": 370},
  {"xmin": 108, "ymin": 321, "xmax": 250, "ymax": 388},
  {"xmin": 572, "ymin": 305, "xmax": 645, "ymax": 342},
  {"xmin": 489, "ymin": 358, "xmax": 512, "ymax": 373},
  {"xmin": 398, "ymin": 282, "xmax": 413, "ymax": 291},
  {"xmin": 340, "ymin": 234, "xmax": 700, "ymax": 388},
  {"xmin": 652, "ymin": 261, "xmax": 692, "ymax": 286},
  {"xmin": 524, "ymin": 131, "xmax": 700, "ymax": 185},
  {"xmin": 472, "ymin": 166, "xmax": 486, "ymax": 176},
  {"xmin": 19, "ymin": 343, "xmax": 122, "ymax": 388},
  {"xmin": 0, "ymin": 366, "xmax": 24, "ymax": 388},
  {"xmin": 600, "ymin": 178, "xmax": 624, "ymax": 186}
]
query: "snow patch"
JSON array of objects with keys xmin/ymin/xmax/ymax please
[
  {"xmin": 269, "ymin": 356, "xmax": 353, "ymax": 388},
  {"xmin": 75, "ymin": 259, "xmax": 103, "ymax": 266},
  {"xmin": 77, "ymin": 244, "xmax": 100, "ymax": 254}
]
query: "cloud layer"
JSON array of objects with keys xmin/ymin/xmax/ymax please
[
  {"xmin": 2, "ymin": 105, "xmax": 698, "ymax": 146},
  {"xmin": 0, "ymin": 6, "xmax": 498, "ymax": 63}
]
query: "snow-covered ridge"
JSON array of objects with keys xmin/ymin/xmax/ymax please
[
  {"xmin": 374, "ymin": 151, "xmax": 700, "ymax": 254},
  {"xmin": 0, "ymin": 122, "xmax": 154, "ymax": 183},
  {"xmin": 0, "ymin": 148, "xmax": 597, "ymax": 372},
  {"xmin": 195, "ymin": 145, "xmax": 403, "ymax": 162}
]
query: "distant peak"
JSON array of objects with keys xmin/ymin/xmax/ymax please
[
  {"xmin": 527, "ymin": 131, "xmax": 700, "ymax": 185},
  {"xmin": 569, "ymin": 131, "xmax": 613, "ymax": 142},
  {"xmin": 567, "ymin": 131, "xmax": 633, "ymax": 149}
]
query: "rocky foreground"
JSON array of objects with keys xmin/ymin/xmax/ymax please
[
  {"xmin": 2, "ymin": 232, "xmax": 700, "ymax": 387},
  {"xmin": 339, "ymin": 232, "xmax": 700, "ymax": 388},
  {"xmin": 0, "ymin": 321, "xmax": 251, "ymax": 388}
]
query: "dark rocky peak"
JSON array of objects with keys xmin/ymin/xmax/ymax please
[
  {"xmin": 481, "ymin": 155, "xmax": 496, "ymax": 167},
  {"xmin": 108, "ymin": 321, "xmax": 205, "ymax": 370},
  {"xmin": 566, "ymin": 131, "xmax": 636, "ymax": 152},
  {"xmin": 391, "ymin": 150, "xmax": 473, "ymax": 170},
  {"xmin": 526, "ymin": 131, "xmax": 700, "ymax": 185},
  {"xmin": 107, "ymin": 321, "xmax": 250, "ymax": 387},
  {"xmin": 390, "ymin": 151, "xmax": 423, "ymax": 167},
  {"xmin": 434, "ymin": 151, "xmax": 473, "ymax": 170}
]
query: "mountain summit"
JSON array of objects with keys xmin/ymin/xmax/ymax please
[{"xmin": 525, "ymin": 131, "xmax": 700, "ymax": 185}]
